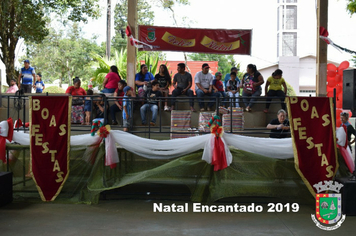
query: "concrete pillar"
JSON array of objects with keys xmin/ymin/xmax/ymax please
[
  {"xmin": 127, "ymin": 0, "xmax": 137, "ymax": 89},
  {"xmin": 316, "ymin": 0, "xmax": 328, "ymax": 97}
]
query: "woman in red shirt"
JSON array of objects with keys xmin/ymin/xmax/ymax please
[
  {"xmin": 102, "ymin": 65, "xmax": 121, "ymax": 93},
  {"xmin": 66, "ymin": 77, "xmax": 87, "ymax": 124}
]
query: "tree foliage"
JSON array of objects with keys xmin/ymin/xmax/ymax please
[
  {"xmin": 188, "ymin": 53, "xmax": 238, "ymax": 77},
  {"xmin": 111, "ymin": 0, "xmax": 155, "ymax": 53},
  {"xmin": 347, "ymin": 0, "xmax": 356, "ymax": 14},
  {"xmin": 23, "ymin": 24, "xmax": 102, "ymax": 87},
  {"xmin": 0, "ymin": 0, "xmax": 101, "ymax": 86}
]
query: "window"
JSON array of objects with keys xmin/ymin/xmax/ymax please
[
  {"xmin": 282, "ymin": 32, "xmax": 297, "ymax": 56},
  {"xmin": 285, "ymin": 6, "xmax": 297, "ymax": 30}
]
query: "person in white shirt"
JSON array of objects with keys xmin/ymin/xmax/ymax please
[{"xmin": 195, "ymin": 63, "xmax": 221, "ymax": 111}]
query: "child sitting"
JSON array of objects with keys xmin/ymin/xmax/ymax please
[
  {"xmin": 226, "ymin": 72, "xmax": 241, "ymax": 108},
  {"xmin": 140, "ymin": 81, "xmax": 162, "ymax": 126},
  {"xmin": 94, "ymin": 94, "xmax": 108, "ymax": 119},
  {"xmin": 84, "ymin": 89, "xmax": 93, "ymax": 125},
  {"xmin": 212, "ymin": 72, "xmax": 227, "ymax": 107},
  {"xmin": 110, "ymin": 80, "xmax": 127, "ymax": 125}
]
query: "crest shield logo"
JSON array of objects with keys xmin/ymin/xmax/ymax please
[
  {"xmin": 316, "ymin": 194, "xmax": 341, "ymax": 223},
  {"xmin": 146, "ymin": 28, "xmax": 156, "ymax": 43},
  {"xmin": 311, "ymin": 181, "xmax": 346, "ymax": 230}
]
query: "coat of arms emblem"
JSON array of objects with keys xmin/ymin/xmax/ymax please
[
  {"xmin": 311, "ymin": 181, "xmax": 346, "ymax": 230},
  {"xmin": 146, "ymin": 28, "xmax": 156, "ymax": 43}
]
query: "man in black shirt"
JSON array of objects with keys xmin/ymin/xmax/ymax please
[
  {"xmin": 140, "ymin": 81, "xmax": 162, "ymax": 126},
  {"xmin": 267, "ymin": 109, "xmax": 290, "ymax": 138}
]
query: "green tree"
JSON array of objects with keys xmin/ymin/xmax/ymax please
[
  {"xmin": 111, "ymin": 0, "xmax": 154, "ymax": 52},
  {"xmin": 0, "ymin": 0, "xmax": 100, "ymax": 86},
  {"xmin": 188, "ymin": 53, "xmax": 237, "ymax": 77},
  {"xmin": 347, "ymin": 0, "xmax": 356, "ymax": 14},
  {"xmin": 24, "ymin": 24, "xmax": 102, "ymax": 87}
]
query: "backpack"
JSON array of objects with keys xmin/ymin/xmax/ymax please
[{"xmin": 243, "ymin": 75, "xmax": 256, "ymax": 94}]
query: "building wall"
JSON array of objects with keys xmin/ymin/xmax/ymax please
[{"xmin": 0, "ymin": 61, "xmax": 6, "ymax": 90}]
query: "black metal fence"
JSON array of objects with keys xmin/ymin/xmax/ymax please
[{"xmin": 1, "ymin": 93, "xmax": 291, "ymax": 138}]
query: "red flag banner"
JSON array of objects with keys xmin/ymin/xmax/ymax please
[
  {"xmin": 138, "ymin": 25, "xmax": 251, "ymax": 55},
  {"xmin": 30, "ymin": 96, "xmax": 71, "ymax": 201},
  {"xmin": 286, "ymin": 97, "xmax": 338, "ymax": 197}
]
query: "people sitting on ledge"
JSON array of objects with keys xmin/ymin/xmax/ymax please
[
  {"xmin": 155, "ymin": 64, "xmax": 172, "ymax": 111},
  {"xmin": 240, "ymin": 64, "xmax": 264, "ymax": 112},
  {"xmin": 110, "ymin": 80, "xmax": 127, "ymax": 125},
  {"xmin": 264, "ymin": 69, "xmax": 287, "ymax": 113},
  {"xmin": 101, "ymin": 65, "xmax": 121, "ymax": 94},
  {"xmin": 195, "ymin": 63, "xmax": 221, "ymax": 111},
  {"xmin": 212, "ymin": 71, "xmax": 228, "ymax": 107},
  {"xmin": 140, "ymin": 81, "xmax": 162, "ymax": 126},
  {"xmin": 226, "ymin": 71, "xmax": 240, "ymax": 108},
  {"xmin": 135, "ymin": 64, "xmax": 154, "ymax": 98},
  {"xmin": 266, "ymin": 109, "xmax": 290, "ymax": 139},
  {"xmin": 171, "ymin": 63, "xmax": 195, "ymax": 112},
  {"xmin": 6, "ymin": 78, "xmax": 19, "ymax": 93}
]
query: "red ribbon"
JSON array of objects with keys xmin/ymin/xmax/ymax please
[
  {"xmin": 211, "ymin": 125, "xmax": 223, "ymax": 137},
  {"xmin": 211, "ymin": 137, "xmax": 228, "ymax": 171},
  {"xmin": 98, "ymin": 126, "xmax": 109, "ymax": 138}
]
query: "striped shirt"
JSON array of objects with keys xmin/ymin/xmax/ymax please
[{"xmin": 21, "ymin": 67, "xmax": 36, "ymax": 85}]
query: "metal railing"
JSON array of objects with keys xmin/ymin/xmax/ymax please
[{"xmin": 1, "ymin": 93, "xmax": 291, "ymax": 138}]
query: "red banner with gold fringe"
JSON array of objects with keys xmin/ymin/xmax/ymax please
[
  {"xmin": 29, "ymin": 96, "xmax": 71, "ymax": 201},
  {"xmin": 138, "ymin": 25, "xmax": 251, "ymax": 55},
  {"xmin": 286, "ymin": 97, "xmax": 338, "ymax": 197}
]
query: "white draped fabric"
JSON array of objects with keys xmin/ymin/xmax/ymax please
[
  {"xmin": 223, "ymin": 133, "xmax": 294, "ymax": 159},
  {"xmin": 10, "ymin": 130, "xmax": 294, "ymax": 161},
  {"xmin": 110, "ymin": 130, "xmax": 209, "ymax": 159}
]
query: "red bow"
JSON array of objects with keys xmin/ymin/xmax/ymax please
[
  {"xmin": 211, "ymin": 124, "xmax": 223, "ymax": 138},
  {"xmin": 98, "ymin": 126, "xmax": 109, "ymax": 138}
]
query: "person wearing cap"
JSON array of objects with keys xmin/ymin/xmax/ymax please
[
  {"xmin": 212, "ymin": 72, "xmax": 228, "ymax": 107},
  {"xmin": 34, "ymin": 73, "xmax": 45, "ymax": 93},
  {"xmin": 171, "ymin": 63, "xmax": 195, "ymax": 111},
  {"xmin": 224, "ymin": 67, "xmax": 240, "ymax": 91},
  {"xmin": 195, "ymin": 63, "xmax": 221, "ymax": 111},
  {"xmin": 6, "ymin": 78, "xmax": 19, "ymax": 93},
  {"xmin": 18, "ymin": 59, "xmax": 36, "ymax": 93},
  {"xmin": 66, "ymin": 77, "xmax": 87, "ymax": 124},
  {"xmin": 123, "ymin": 86, "xmax": 134, "ymax": 132},
  {"xmin": 340, "ymin": 112, "xmax": 356, "ymax": 147}
]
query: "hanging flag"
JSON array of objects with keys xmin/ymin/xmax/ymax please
[
  {"xmin": 286, "ymin": 97, "xmax": 338, "ymax": 197},
  {"xmin": 29, "ymin": 96, "xmax": 71, "ymax": 201},
  {"xmin": 138, "ymin": 25, "xmax": 251, "ymax": 55}
]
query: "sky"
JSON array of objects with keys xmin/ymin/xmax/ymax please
[{"xmin": 81, "ymin": 0, "xmax": 356, "ymax": 71}]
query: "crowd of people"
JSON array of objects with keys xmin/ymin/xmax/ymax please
[{"xmin": 7, "ymin": 59, "xmax": 297, "ymax": 137}]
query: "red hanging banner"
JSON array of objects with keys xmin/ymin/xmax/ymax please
[
  {"xmin": 138, "ymin": 25, "xmax": 252, "ymax": 55},
  {"xmin": 29, "ymin": 96, "xmax": 71, "ymax": 201},
  {"xmin": 286, "ymin": 97, "xmax": 338, "ymax": 197}
]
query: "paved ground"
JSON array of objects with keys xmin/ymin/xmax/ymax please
[{"xmin": 0, "ymin": 198, "xmax": 355, "ymax": 236}]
